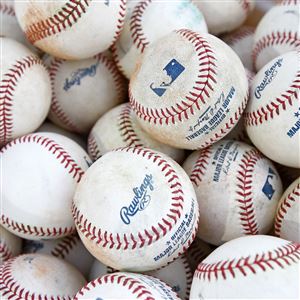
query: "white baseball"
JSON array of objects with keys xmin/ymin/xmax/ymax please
[
  {"xmin": 194, "ymin": 0, "xmax": 255, "ymax": 35},
  {"xmin": 112, "ymin": 0, "xmax": 207, "ymax": 79},
  {"xmin": 223, "ymin": 26, "xmax": 255, "ymax": 71},
  {"xmin": 73, "ymin": 147, "xmax": 199, "ymax": 271},
  {"xmin": 23, "ymin": 233, "xmax": 94, "ymax": 278},
  {"xmin": 0, "ymin": 38, "xmax": 51, "ymax": 146},
  {"xmin": 75, "ymin": 272, "xmax": 180, "ymax": 300},
  {"xmin": 245, "ymin": 51, "xmax": 300, "ymax": 168},
  {"xmin": 0, "ymin": 226, "xmax": 22, "ymax": 266},
  {"xmin": 37, "ymin": 121, "xmax": 86, "ymax": 150},
  {"xmin": 0, "ymin": 254, "xmax": 86, "ymax": 299},
  {"xmin": 1, "ymin": 132, "xmax": 92, "ymax": 240},
  {"xmin": 183, "ymin": 140, "xmax": 283, "ymax": 246},
  {"xmin": 87, "ymin": 103, "xmax": 185, "ymax": 162},
  {"xmin": 274, "ymin": 177, "xmax": 300, "ymax": 242},
  {"xmin": 15, "ymin": 0, "xmax": 127, "ymax": 60},
  {"xmin": 190, "ymin": 235, "xmax": 300, "ymax": 298},
  {"xmin": 45, "ymin": 53, "xmax": 127, "ymax": 134},
  {"xmin": 253, "ymin": 3, "xmax": 300, "ymax": 71},
  {"xmin": 129, "ymin": 30, "xmax": 249, "ymax": 150}
]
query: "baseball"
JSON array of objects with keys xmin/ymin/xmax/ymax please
[
  {"xmin": 89, "ymin": 259, "xmax": 115, "ymax": 281},
  {"xmin": 274, "ymin": 177, "xmax": 300, "ymax": 242},
  {"xmin": 1, "ymin": 132, "xmax": 92, "ymax": 240},
  {"xmin": 75, "ymin": 272, "xmax": 180, "ymax": 299},
  {"xmin": 183, "ymin": 140, "xmax": 283, "ymax": 246},
  {"xmin": 87, "ymin": 103, "xmax": 185, "ymax": 162},
  {"xmin": 0, "ymin": 38, "xmax": 51, "ymax": 146},
  {"xmin": 0, "ymin": 254, "xmax": 86, "ymax": 299},
  {"xmin": 73, "ymin": 147, "xmax": 199, "ymax": 271},
  {"xmin": 14, "ymin": 0, "xmax": 127, "ymax": 60},
  {"xmin": 0, "ymin": 226, "xmax": 22, "ymax": 266},
  {"xmin": 45, "ymin": 53, "xmax": 127, "ymax": 134},
  {"xmin": 223, "ymin": 26, "xmax": 255, "ymax": 71},
  {"xmin": 190, "ymin": 235, "xmax": 300, "ymax": 298},
  {"xmin": 112, "ymin": 0, "xmax": 207, "ymax": 79},
  {"xmin": 129, "ymin": 29, "xmax": 249, "ymax": 149},
  {"xmin": 253, "ymin": 2, "xmax": 300, "ymax": 71},
  {"xmin": 23, "ymin": 233, "xmax": 94, "ymax": 278},
  {"xmin": 245, "ymin": 51, "xmax": 300, "ymax": 168},
  {"xmin": 194, "ymin": 0, "xmax": 255, "ymax": 35}
]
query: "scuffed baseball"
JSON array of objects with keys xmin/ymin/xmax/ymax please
[
  {"xmin": 190, "ymin": 235, "xmax": 300, "ymax": 299},
  {"xmin": 45, "ymin": 53, "xmax": 127, "ymax": 134},
  {"xmin": 0, "ymin": 226, "xmax": 22, "ymax": 265},
  {"xmin": 245, "ymin": 51, "xmax": 300, "ymax": 168},
  {"xmin": 73, "ymin": 147, "xmax": 199, "ymax": 271},
  {"xmin": 253, "ymin": 3, "xmax": 300, "ymax": 70},
  {"xmin": 112, "ymin": 0, "xmax": 207, "ymax": 79},
  {"xmin": 274, "ymin": 177, "xmax": 300, "ymax": 242},
  {"xmin": 183, "ymin": 140, "xmax": 283, "ymax": 246},
  {"xmin": 0, "ymin": 254, "xmax": 86, "ymax": 299},
  {"xmin": 75, "ymin": 272, "xmax": 180, "ymax": 299},
  {"xmin": 1, "ymin": 132, "xmax": 92, "ymax": 240},
  {"xmin": 129, "ymin": 30, "xmax": 249, "ymax": 150},
  {"xmin": 194, "ymin": 0, "xmax": 255, "ymax": 35},
  {"xmin": 0, "ymin": 38, "xmax": 51, "ymax": 146},
  {"xmin": 15, "ymin": 0, "xmax": 127, "ymax": 60},
  {"xmin": 23, "ymin": 233, "xmax": 94, "ymax": 278},
  {"xmin": 87, "ymin": 103, "xmax": 185, "ymax": 162}
]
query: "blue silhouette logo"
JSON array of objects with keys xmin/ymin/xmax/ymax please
[
  {"xmin": 262, "ymin": 168, "xmax": 276, "ymax": 200},
  {"xmin": 150, "ymin": 59, "xmax": 185, "ymax": 97}
]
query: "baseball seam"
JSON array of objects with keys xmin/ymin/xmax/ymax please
[
  {"xmin": 130, "ymin": 29, "xmax": 218, "ymax": 125},
  {"xmin": 244, "ymin": 70, "xmax": 300, "ymax": 126},
  {"xmin": 189, "ymin": 147, "xmax": 213, "ymax": 186},
  {"xmin": 195, "ymin": 242, "xmax": 300, "ymax": 281},
  {"xmin": 129, "ymin": 0, "xmax": 151, "ymax": 53},
  {"xmin": 72, "ymin": 147, "xmax": 185, "ymax": 250},
  {"xmin": 51, "ymin": 234, "xmax": 80, "ymax": 259},
  {"xmin": 0, "ymin": 258, "xmax": 73, "ymax": 300},
  {"xmin": 183, "ymin": 256, "xmax": 193, "ymax": 300},
  {"xmin": 253, "ymin": 31, "xmax": 300, "ymax": 68},
  {"xmin": 187, "ymin": 240, "xmax": 210, "ymax": 267},
  {"xmin": 75, "ymin": 273, "xmax": 156, "ymax": 299},
  {"xmin": 274, "ymin": 182, "xmax": 300, "ymax": 237},
  {"xmin": 118, "ymin": 103, "xmax": 143, "ymax": 147},
  {"xmin": 0, "ymin": 243, "xmax": 13, "ymax": 264},
  {"xmin": 0, "ymin": 2, "xmax": 15, "ymax": 16},
  {"xmin": 224, "ymin": 27, "xmax": 254, "ymax": 47},
  {"xmin": 111, "ymin": 0, "xmax": 127, "ymax": 46},
  {"xmin": 87, "ymin": 132, "xmax": 101, "ymax": 161},
  {"xmin": 0, "ymin": 55, "xmax": 44, "ymax": 145},
  {"xmin": 236, "ymin": 149, "xmax": 263, "ymax": 235},
  {"xmin": 239, "ymin": 0, "xmax": 252, "ymax": 14}
]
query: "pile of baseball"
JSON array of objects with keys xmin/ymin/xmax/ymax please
[{"xmin": 1, "ymin": 0, "xmax": 299, "ymax": 299}]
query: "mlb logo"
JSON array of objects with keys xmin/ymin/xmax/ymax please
[{"xmin": 150, "ymin": 59, "xmax": 185, "ymax": 97}]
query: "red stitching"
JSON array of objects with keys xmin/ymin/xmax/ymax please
[
  {"xmin": 75, "ymin": 273, "xmax": 158, "ymax": 299},
  {"xmin": 189, "ymin": 147, "xmax": 213, "ymax": 186},
  {"xmin": 112, "ymin": 0, "xmax": 127, "ymax": 46},
  {"xmin": 49, "ymin": 53, "xmax": 126, "ymax": 133},
  {"xmin": 195, "ymin": 242, "xmax": 300, "ymax": 281},
  {"xmin": 182, "ymin": 256, "xmax": 192, "ymax": 300},
  {"xmin": 51, "ymin": 233, "xmax": 80, "ymax": 259},
  {"xmin": 279, "ymin": 0, "xmax": 299, "ymax": 5},
  {"xmin": 274, "ymin": 181, "xmax": 300, "ymax": 237},
  {"xmin": 129, "ymin": 0, "xmax": 151, "ymax": 54},
  {"xmin": 0, "ymin": 2, "xmax": 15, "ymax": 16},
  {"xmin": 187, "ymin": 239, "xmax": 211, "ymax": 267},
  {"xmin": 244, "ymin": 70, "xmax": 300, "ymax": 126},
  {"xmin": 87, "ymin": 132, "xmax": 101, "ymax": 161},
  {"xmin": 236, "ymin": 149, "xmax": 264, "ymax": 235},
  {"xmin": 0, "ymin": 258, "xmax": 73, "ymax": 300},
  {"xmin": 119, "ymin": 103, "xmax": 143, "ymax": 147},
  {"xmin": 130, "ymin": 29, "xmax": 218, "ymax": 126},
  {"xmin": 25, "ymin": 0, "xmax": 91, "ymax": 44},
  {"xmin": 239, "ymin": 0, "xmax": 252, "ymax": 14},
  {"xmin": 73, "ymin": 147, "xmax": 185, "ymax": 250},
  {"xmin": 0, "ymin": 243, "xmax": 13, "ymax": 264},
  {"xmin": 224, "ymin": 26, "xmax": 254, "ymax": 47},
  {"xmin": 253, "ymin": 31, "xmax": 300, "ymax": 68},
  {"xmin": 0, "ymin": 56, "xmax": 45, "ymax": 145}
]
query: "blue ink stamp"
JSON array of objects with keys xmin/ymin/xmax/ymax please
[
  {"xmin": 120, "ymin": 174, "xmax": 154, "ymax": 225},
  {"xmin": 23, "ymin": 240, "xmax": 44, "ymax": 253},
  {"xmin": 63, "ymin": 62, "xmax": 99, "ymax": 91},
  {"xmin": 262, "ymin": 168, "xmax": 276, "ymax": 200},
  {"xmin": 150, "ymin": 59, "xmax": 185, "ymax": 97},
  {"xmin": 287, "ymin": 107, "xmax": 300, "ymax": 138}
]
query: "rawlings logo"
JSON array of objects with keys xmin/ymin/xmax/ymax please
[
  {"xmin": 254, "ymin": 58, "xmax": 283, "ymax": 99},
  {"xmin": 120, "ymin": 174, "xmax": 154, "ymax": 225},
  {"xmin": 63, "ymin": 61, "xmax": 99, "ymax": 91}
]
